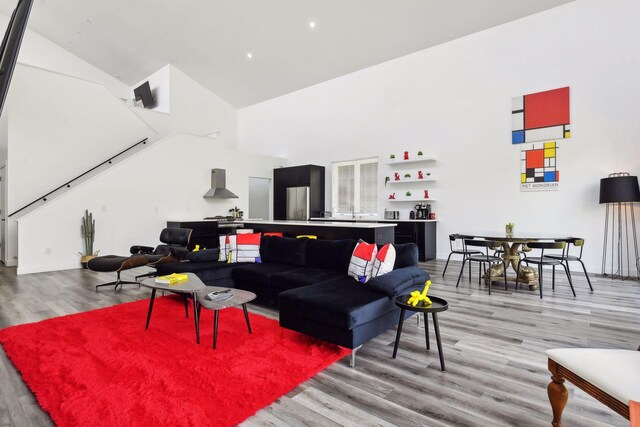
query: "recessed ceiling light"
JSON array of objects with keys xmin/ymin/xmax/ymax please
[
  {"xmin": 309, "ymin": 21, "xmax": 316, "ymax": 29},
  {"xmin": 246, "ymin": 52, "xmax": 253, "ymax": 59}
]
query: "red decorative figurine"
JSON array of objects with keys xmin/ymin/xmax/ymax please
[
  {"xmin": 418, "ymin": 171, "xmax": 424, "ymax": 179},
  {"xmin": 394, "ymin": 172, "xmax": 400, "ymax": 181},
  {"xmin": 404, "ymin": 151, "xmax": 409, "ymax": 160},
  {"xmin": 424, "ymin": 190, "xmax": 429, "ymax": 199}
]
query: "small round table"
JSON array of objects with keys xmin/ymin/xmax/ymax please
[
  {"xmin": 196, "ymin": 286, "xmax": 256, "ymax": 349},
  {"xmin": 392, "ymin": 295, "xmax": 449, "ymax": 371}
]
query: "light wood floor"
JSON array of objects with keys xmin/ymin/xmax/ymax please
[{"xmin": 0, "ymin": 260, "xmax": 638, "ymax": 426}]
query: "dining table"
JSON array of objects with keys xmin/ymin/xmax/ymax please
[{"xmin": 460, "ymin": 232, "xmax": 574, "ymax": 291}]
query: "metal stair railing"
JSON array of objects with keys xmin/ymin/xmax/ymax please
[{"xmin": 9, "ymin": 137, "xmax": 148, "ymax": 217}]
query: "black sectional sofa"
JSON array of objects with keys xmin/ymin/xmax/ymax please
[{"xmin": 157, "ymin": 236, "xmax": 429, "ymax": 365}]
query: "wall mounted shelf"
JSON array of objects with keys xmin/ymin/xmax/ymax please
[
  {"xmin": 387, "ymin": 178, "xmax": 436, "ymax": 184},
  {"xmin": 388, "ymin": 198, "xmax": 437, "ymax": 203},
  {"xmin": 384, "ymin": 157, "xmax": 435, "ymax": 166}
]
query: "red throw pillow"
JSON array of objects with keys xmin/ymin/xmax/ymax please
[
  {"xmin": 231, "ymin": 233, "xmax": 262, "ymax": 263},
  {"xmin": 631, "ymin": 400, "xmax": 639, "ymax": 427}
]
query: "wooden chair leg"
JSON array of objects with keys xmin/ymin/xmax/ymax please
[{"xmin": 548, "ymin": 360, "xmax": 569, "ymax": 427}]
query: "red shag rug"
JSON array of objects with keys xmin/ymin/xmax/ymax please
[{"xmin": 0, "ymin": 296, "xmax": 349, "ymax": 426}]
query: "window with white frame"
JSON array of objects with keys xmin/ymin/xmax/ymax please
[{"xmin": 331, "ymin": 158, "xmax": 378, "ymax": 216}]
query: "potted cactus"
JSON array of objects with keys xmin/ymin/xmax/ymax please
[{"xmin": 79, "ymin": 210, "xmax": 98, "ymax": 268}]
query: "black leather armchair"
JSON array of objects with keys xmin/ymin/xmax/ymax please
[
  {"xmin": 131, "ymin": 228, "xmax": 193, "ymax": 280},
  {"xmin": 89, "ymin": 227, "xmax": 192, "ymax": 291}
]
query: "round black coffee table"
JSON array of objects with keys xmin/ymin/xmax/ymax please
[{"xmin": 392, "ymin": 295, "xmax": 449, "ymax": 371}]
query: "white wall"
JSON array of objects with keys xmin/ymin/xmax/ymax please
[
  {"xmin": 0, "ymin": 13, "xmax": 131, "ymax": 99},
  {"xmin": 0, "ymin": 112, "xmax": 7, "ymax": 168},
  {"xmin": 170, "ymin": 66, "xmax": 238, "ymax": 149},
  {"xmin": 6, "ymin": 65, "xmax": 154, "ymax": 212},
  {"xmin": 4, "ymin": 64, "xmax": 155, "ymax": 265},
  {"xmin": 131, "ymin": 64, "xmax": 170, "ymax": 113},
  {"xmin": 16, "ymin": 133, "xmax": 285, "ymax": 274},
  {"xmin": 130, "ymin": 65, "xmax": 238, "ymax": 148},
  {"xmin": 237, "ymin": 0, "xmax": 640, "ymax": 273}
]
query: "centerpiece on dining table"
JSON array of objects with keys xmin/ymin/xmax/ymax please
[{"xmin": 505, "ymin": 222, "xmax": 515, "ymax": 237}]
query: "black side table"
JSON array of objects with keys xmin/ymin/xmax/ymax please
[{"xmin": 392, "ymin": 295, "xmax": 449, "ymax": 371}]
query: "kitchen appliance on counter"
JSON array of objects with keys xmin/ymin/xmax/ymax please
[
  {"xmin": 414, "ymin": 203, "xmax": 431, "ymax": 220},
  {"xmin": 286, "ymin": 186, "xmax": 309, "ymax": 220},
  {"xmin": 384, "ymin": 209, "xmax": 400, "ymax": 220},
  {"xmin": 203, "ymin": 215, "xmax": 245, "ymax": 230}
]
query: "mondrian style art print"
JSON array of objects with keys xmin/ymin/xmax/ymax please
[
  {"xmin": 512, "ymin": 87, "xmax": 570, "ymax": 144},
  {"xmin": 521, "ymin": 141, "xmax": 559, "ymax": 191}
]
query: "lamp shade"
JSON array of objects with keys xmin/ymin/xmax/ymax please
[{"xmin": 599, "ymin": 175, "xmax": 640, "ymax": 203}]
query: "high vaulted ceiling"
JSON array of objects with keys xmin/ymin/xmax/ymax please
[{"xmin": 3, "ymin": 0, "xmax": 575, "ymax": 107}]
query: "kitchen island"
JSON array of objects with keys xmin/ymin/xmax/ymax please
[
  {"xmin": 242, "ymin": 220, "xmax": 396, "ymax": 245},
  {"xmin": 309, "ymin": 218, "xmax": 436, "ymax": 261}
]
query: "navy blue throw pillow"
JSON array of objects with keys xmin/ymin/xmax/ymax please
[{"xmin": 185, "ymin": 248, "xmax": 220, "ymax": 263}]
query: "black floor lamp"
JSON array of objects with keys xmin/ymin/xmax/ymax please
[{"xmin": 599, "ymin": 172, "xmax": 640, "ymax": 280}]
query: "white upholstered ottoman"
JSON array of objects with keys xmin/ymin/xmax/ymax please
[{"xmin": 546, "ymin": 348, "xmax": 640, "ymax": 426}]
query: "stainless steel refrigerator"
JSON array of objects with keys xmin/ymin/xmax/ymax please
[{"xmin": 286, "ymin": 186, "xmax": 310, "ymax": 220}]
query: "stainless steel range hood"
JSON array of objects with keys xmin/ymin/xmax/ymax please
[{"xmin": 203, "ymin": 169, "xmax": 238, "ymax": 199}]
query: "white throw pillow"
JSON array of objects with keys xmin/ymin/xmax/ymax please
[
  {"xmin": 372, "ymin": 243, "xmax": 396, "ymax": 277},
  {"xmin": 348, "ymin": 240, "xmax": 378, "ymax": 283}
]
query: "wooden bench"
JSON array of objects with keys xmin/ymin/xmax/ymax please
[{"xmin": 546, "ymin": 348, "xmax": 640, "ymax": 426}]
